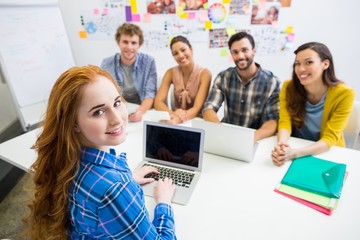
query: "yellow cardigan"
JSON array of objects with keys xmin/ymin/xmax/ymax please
[{"xmin": 278, "ymin": 80, "xmax": 354, "ymax": 148}]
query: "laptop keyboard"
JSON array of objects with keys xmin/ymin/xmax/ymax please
[{"xmin": 143, "ymin": 163, "xmax": 195, "ymax": 188}]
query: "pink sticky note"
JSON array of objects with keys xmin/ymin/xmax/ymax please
[
  {"xmin": 93, "ymin": 8, "xmax": 99, "ymax": 15},
  {"xmin": 199, "ymin": 11, "xmax": 209, "ymax": 22},
  {"xmin": 287, "ymin": 33, "xmax": 295, "ymax": 42},
  {"xmin": 132, "ymin": 14, "xmax": 140, "ymax": 22},
  {"xmin": 188, "ymin": 12, "xmax": 196, "ymax": 19},
  {"xmin": 143, "ymin": 13, "xmax": 151, "ymax": 22},
  {"xmin": 258, "ymin": 0, "xmax": 266, "ymax": 9},
  {"xmin": 102, "ymin": 8, "xmax": 109, "ymax": 15}
]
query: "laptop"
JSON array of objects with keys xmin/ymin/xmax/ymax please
[
  {"xmin": 191, "ymin": 119, "xmax": 258, "ymax": 162},
  {"xmin": 135, "ymin": 121, "xmax": 205, "ymax": 205}
]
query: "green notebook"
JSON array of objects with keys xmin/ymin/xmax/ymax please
[{"xmin": 281, "ymin": 156, "xmax": 346, "ymax": 198}]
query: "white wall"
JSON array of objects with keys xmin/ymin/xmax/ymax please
[{"xmin": 1, "ymin": 0, "xmax": 360, "ymax": 131}]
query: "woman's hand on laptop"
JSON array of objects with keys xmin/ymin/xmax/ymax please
[
  {"xmin": 154, "ymin": 177, "xmax": 176, "ymax": 205},
  {"xmin": 133, "ymin": 166, "xmax": 159, "ymax": 185}
]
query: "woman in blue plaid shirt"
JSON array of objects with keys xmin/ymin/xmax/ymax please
[{"xmin": 25, "ymin": 65, "xmax": 176, "ymax": 239}]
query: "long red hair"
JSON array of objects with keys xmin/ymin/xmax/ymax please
[{"xmin": 24, "ymin": 65, "xmax": 120, "ymax": 239}]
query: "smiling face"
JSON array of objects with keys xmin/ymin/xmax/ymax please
[
  {"xmin": 75, "ymin": 76, "xmax": 128, "ymax": 152},
  {"xmin": 294, "ymin": 48, "xmax": 329, "ymax": 87},
  {"xmin": 171, "ymin": 41, "xmax": 193, "ymax": 67},
  {"xmin": 118, "ymin": 34, "xmax": 140, "ymax": 65},
  {"xmin": 230, "ymin": 37, "xmax": 256, "ymax": 72}
]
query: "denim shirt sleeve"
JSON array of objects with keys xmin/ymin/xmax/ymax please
[
  {"xmin": 133, "ymin": 53, "xmax": 157, "ymax": 101},
  {"xmin": 100, "ymin": 53, "xmax": 122, "ymax": 87}
]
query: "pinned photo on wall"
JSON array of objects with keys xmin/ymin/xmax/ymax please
[
  {"xmin": 147, "ymin": 0, "xmax": 176, "ymax": 14},
  {"xmin": 251, "ymin": 0, "xmax": 280, "ymax": 25},
  {"xmin": 229, "ymin": 0, "xmax": 251, "ymax": 15},
  {"xmin": 209, "ymin": 28, "xmax": 228, "ymax": 48},
  {"xmin": 180, "ymin": 0, "xmax": 209, "ymax": 11}
]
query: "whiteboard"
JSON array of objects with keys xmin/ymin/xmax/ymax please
[{"xmin": 0, "ymin": 2, "xmax": 75, "ymax": 131}]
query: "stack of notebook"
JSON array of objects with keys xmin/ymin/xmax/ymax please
[{"xmin": 274, "ymin": 156, "xmax": 347, "ymax": 215}]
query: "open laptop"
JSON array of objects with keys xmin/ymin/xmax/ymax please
[
  {"xmin": 191, "ymin": 119, "xmax": 258, "ymax": 162},
  {"xmin": 135, "ymin": 121, "xmax": 205, "ymax": 205}
]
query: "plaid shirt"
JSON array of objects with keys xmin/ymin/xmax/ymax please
[
  {"xmin": 68, "ymin": 148, "xmax": 176, "ymax": 239},
  {"xmin": 203, "ymin": 64, "xmax": 280, "ymax": 129},
  {"xmin": 101, "ymin": 52, "xmax": 158, "ymax": 101}
]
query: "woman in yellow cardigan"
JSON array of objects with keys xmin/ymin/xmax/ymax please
[{"xmin": 272, "ymin": 42, "xmax": 354, "ymax": 166}]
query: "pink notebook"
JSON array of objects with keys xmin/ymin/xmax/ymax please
[{"xmin": 274, "ymin": 189, "xmax": 332, "ymax": 215}]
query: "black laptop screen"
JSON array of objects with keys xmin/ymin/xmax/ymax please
[{"xmin": 145, "ymin": 124, "xmax": 201, "ymax": 168}]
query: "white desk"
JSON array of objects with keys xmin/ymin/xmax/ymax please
[{"xmin": 1, "ymin": 121, "xmax": 360, "ymax": 240}]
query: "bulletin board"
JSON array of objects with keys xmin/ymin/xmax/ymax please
[{"xmin": 77, "ymin": 0, "xmax": 295, "ymax": 55}]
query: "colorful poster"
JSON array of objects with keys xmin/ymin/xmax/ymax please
[
  {"xmin": 229, "ymin": 0, "xmax": 250, "ymax": 15},
  {"xmin": 251, "ymin": 0, "xmax": 280, "ymax": 25},
  {"xmin": 209, "ymin": 28, "xmax": 228, "ymax": 48},
  {"xmin": 147, "ymin": 0, "xmax": 176, "ymax": 14},
  {"xmin": 179, "ymin": 0, "xmax": 209, "ymax": 11}
]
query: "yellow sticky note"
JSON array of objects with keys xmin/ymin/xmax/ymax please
[
  {"xmin": 205, "ymin": 21, "xmax": 212, "ymax": 29},
  {"xmin": 223, "ymin": 0, "xmax": 230, "ymax": 4},
  {"xmin": 285, "ymin": 26, "xmax": 293, "ymax": 34},
  {"xmin": 220, "ymin": 48, "xmax": 228, "ymax": 57},
  {"xmin": 79, "ymin": 30, "xmax": 87, "ymax": 39},
  {"xmin": 177, "ymin": 6, "xmax": 184, "ymax": 16},
  {"xmin": 226, "ymin": 27, "xmax": 236, "ymax": 37},
  {"xmin": 130, "ymin": 0, "xmax": 137, "ymax": 13},
  {"xmin": 180, "ymin": 12, "xmax": 189, "ymax": 19}
]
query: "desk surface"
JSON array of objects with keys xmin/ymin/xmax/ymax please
[{"xmin": 1, "ymin": 118, "xmax": 360, "ymax": 240}]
